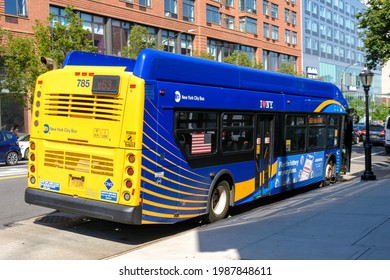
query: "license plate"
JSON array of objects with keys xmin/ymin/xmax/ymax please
[{"xmin": 70, "ymin": 176, "xmax": 85, "ymax": 189}]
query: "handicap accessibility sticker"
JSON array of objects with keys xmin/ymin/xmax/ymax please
[{"xmin": 101, "ymin": 191, "xmax": 117, "ymax": 202}]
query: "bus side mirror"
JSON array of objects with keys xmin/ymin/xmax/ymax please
[{"xmin": 41, "ymin": 57, "xmax": 57, "ymax": 70}]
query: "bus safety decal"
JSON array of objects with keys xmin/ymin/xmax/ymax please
[{"xmin": 124, "ymin": 131, "xmax": 136, "ymax": 147}]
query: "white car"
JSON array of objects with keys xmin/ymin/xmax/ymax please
[{"xmin": 18, "ymin": 133, "xmax": 30, "ymax": 160}]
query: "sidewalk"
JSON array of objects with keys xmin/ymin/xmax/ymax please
[{"xmin": 111, "ymin": 164, "xmax": 390, "ymax": 260}]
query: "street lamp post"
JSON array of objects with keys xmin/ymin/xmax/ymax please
[{"xmin": 359, "ymin": 69, "xmax": 376, "ymax": 181}]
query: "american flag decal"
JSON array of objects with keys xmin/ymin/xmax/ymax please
[{"xmin": 191, "ymin": 133, "xmax": 212, "ymax": 154}]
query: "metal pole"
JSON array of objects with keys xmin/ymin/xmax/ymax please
[{"xmin": 361, "ymin": 85, "xmax": 376, "ymax": 180}]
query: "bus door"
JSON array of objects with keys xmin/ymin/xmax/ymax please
[{"xmin": 256, "ymin": 114, "xmax": 274, "ymax": 196}]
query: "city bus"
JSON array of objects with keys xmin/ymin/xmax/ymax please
[{"xmin": 25, "ymin": 49, "xmax": 352, "ymax": 224}]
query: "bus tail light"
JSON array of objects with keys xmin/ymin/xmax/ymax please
[
  {"xmin": 30, "ymin": 165, "xmax": 36, "ymax": 173},
  {"xmin": 128, "ymin": 154, "xmax": 135, "ymax": 163},
  {"xmin": 127, "ymin": 167, "xmax": 134, "ymax": 176},
  {"xmin": 123, "ymin": 192, "xmax": 131, "ymax": 201},
  {"xmin": 30, "ymin": 141, "xmax": 36, "ymax": 151},
  {"xmin": 125, "ymin": 179, "xmax": 133, "ymax": 188},
  {"xmin": 30, "ymin": 177, "xmax": 36, "ymax": 184}
]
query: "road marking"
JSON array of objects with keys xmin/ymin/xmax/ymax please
[
  {"xmin": 351, "ymin": 151, "xmax": 385, "ymax": 161},
  {"xmin": 0, "ymin": 174, "xmax": 27, "ymax": 180}
]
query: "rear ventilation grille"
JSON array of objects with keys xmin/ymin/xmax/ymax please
[
  {"xmin": 44, "ymin": 93, "xmax": 123, "ymax": 121},
  {"xmin": 44, "ymin": 150, "xmax": 114, "ymax": 176}
]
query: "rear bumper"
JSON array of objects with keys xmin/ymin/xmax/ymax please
[{"xmin": 25, "ymin": 188, "xmax": 142, "ymax": 225}]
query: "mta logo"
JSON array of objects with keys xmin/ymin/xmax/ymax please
[
  {"xmin": 43, "ymin": 124, "xmax": 50, "ymax": 134},
  {"xmin": 260, "ymin": 100, "xmax": 274, "ymax": 109}
]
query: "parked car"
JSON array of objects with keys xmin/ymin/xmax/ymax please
[
  {"xmin": 362, "ymin": 124, "xmax": 385, "ymax": 146},
  {"xmin": 0, "ymin": 130, "xmax": 21, "ymax": 166},
  {"xmin": 353, "ymin": 124, "xmax": 365, "ymax": 141},
  {"xmin": 18, "ymin": 133, "xmax": 30, "ymax": 160},
  {"xmin": 385, "ymin": 115, "xmax": 390, "ymax": 154}
]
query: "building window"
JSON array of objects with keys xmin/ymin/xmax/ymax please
[
  {"xmin": 239, "ymin": 0, "xmax": 257, "ymax": 13},
  {"xmin": 239, "ymin": 45, "xmax": 255, "ymax": 62},
  {"xmin": 263, "ymin": 50, "xmax": 269, "ymax": 70},
  {"xmin": 305, "ymin": 36, "xmax": 311, "ymax": 49},
  {"xmin": 81, "ymin": 13, "xmax": 105, "ymax": 54},
  {"xmin": 292, "ymin": 32, "xmax": 297, "ymax": 45},
  {"xmin": 111, "ymin": 20, "xmax": 130, "ymax": 56},
  {"xmin": 139, "ymin": 0, "xmax": 151, "ymax": 7},
  {"xmin": 271, "ymin": 25, "xmax": 279, "ymax": 40},
  {"xmin": 165, "ymin": 0, "xmax": 178, "ymax": 18},
  {"xmin": 181, "ymin": 34, "xmax": 193, "ymax": 55},
  {"xmin": 50, "ymin": 6, "xmax": 67, "ymax": 26},
  {"xmin": 239, "ymin": 17, "xmax": 257, "ymax": 34},
  {"xmin": 263, "ymin": 0, "xmax": 269, "ymax": 16},
  {"xmin": 271, "ymin": 3, "xmax": 278, "ymax": 18},
  {"xmin": 226, "ymin": 0, "xmax": 234, "ymax": 7},
  {"xmin": 4, "ymin": 0, "xmax": 27, "ymax": 17},
  {"xmin": 292, "ymin": 12, "xmax": 296, "ymax": 25},
  {"xmin": 285, "ymin": 30, "xmax": 291, "ymax": 44},
  {"xmin": 263, "ymin": 22, "xmax": 270, "ymax": 38},
  {"xmin": 162, "ymin": 30, "xmax": 177, "ymax": 53},
  {"xmin": 284, "ymin": 9, "xmax": 290, "ymax": 23},
  {"xmin": 206, "ymin": 4, "xmax": 220, "ymax": 24},
  {"xmin": 225, "ymin": 15, "xmax": 235, "ymax": 29},
  {"xmin": 183, "ymin": 0, "xmax": 195, "ymax": 22},
  {"xmin": 270, "ymin": 51, "xmax": 278, "ymax": 71}
]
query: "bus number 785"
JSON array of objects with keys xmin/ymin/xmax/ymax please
[{"xmin": 77, "ymin": 79, "xmax": 91, "ymax": 88}]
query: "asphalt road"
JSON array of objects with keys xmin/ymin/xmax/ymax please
[{"xmin": 0, "ymin": 143, "xmax": 388, "ymax": 260}]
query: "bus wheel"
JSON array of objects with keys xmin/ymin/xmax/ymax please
[
  {"xmin": 205, "ymin": 180, "xmax": 230, "ymax": 223},
  {"xmin": 324, "ymin": 160, "xmax": 335, "ymax": 186}
]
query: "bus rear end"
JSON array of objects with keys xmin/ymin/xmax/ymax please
[{"xmin": 25, "ymin": 58, "xmax": 145, "ymax": 224}]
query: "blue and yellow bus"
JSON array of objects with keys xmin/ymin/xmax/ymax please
[{"xmin": 25, "ymin": 49, "xmax": 352, "ymax": 224}]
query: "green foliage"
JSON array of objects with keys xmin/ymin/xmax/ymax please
[
  {"xmin": 223, "ymin": 50, "xmax": 263, "ymax": 69},
  {"xmin": 349, "ymin": 98, "xmax": 390, "ymax": 123},
  {"xmin": 0, "ymin": 5, "xmax": 96, "ymax": 107},
  {"xmin": 356, "ymin": 0, "xmax": 390, "ymax": 69},
  {"xmin": 371, "ymin": 102, "xmax": 390, "ymax": 121},
  {"xmin": 33, "ymin": 6, "xmax": 97, "ymax": 66},
  {"xmin": 0, "ymin": 30, "xmax": 46, "ymax": 106},
  {"xmin": 192, "ymin": 50, "xmax": 215, "ymax": 60},
  {"xmin": 122, "ymin": 25, "xmax": 160, "ymax": 59},
  {"xmin": 277, "ymin": 62, "xmax": 298, "ymax": 76},
  {"xmin": 348, "ymin": 98, "xmax": 366, "ymax": 121}
]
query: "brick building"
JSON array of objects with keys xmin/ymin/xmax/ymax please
[{"xmin": 1, "ymin": 0, "xmax": 302, "ymax": 132}]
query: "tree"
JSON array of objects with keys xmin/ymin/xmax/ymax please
[
  {"xmin": 356, "ymin": 0, "xmax": 390, "ymax": 69},
  {"xmin": 277, "ymin": 62, "xmax": 298, "ymax": 76},
  {"xmin": 223, "ymin": 50, "xmax": 263, "ymax": 69},
  {"xmin": 192, "ymin": 50, "xmax": 215, "ymax": 60},
  {"xmin": 0, "ymin": 6, "xmax": 96, "ymax": 107},
  {"xmin": 348, "ymin": 98, "xmax": 366, "ymax": 122},
  {"xmin": 0, "ymin": 30, "xmax": 46, "ymax": 106},
  {"xmin": 371, "ymin": 102, "xmax": 390, "ymax": 121},
  {"xmin": 122, "ymin": 25, "xmax": 160, "ymax": 59},
  {"xmin": 33, "ymin": 6, "xmax": 97, "ymax": 66}
]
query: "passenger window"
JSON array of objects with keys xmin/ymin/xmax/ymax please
[
  {"xmin": 221, "ymin": 113, "xmax": 254, "ymax": 152},
  {"xmin": 285, "ymin": 115, "xmax": 307, "ymax": 153},
  {"xmin": 175, "ymin": 111, "xmax": 217, "ymax": 156}
]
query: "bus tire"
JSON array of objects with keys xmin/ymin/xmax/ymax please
[
  {"xmin": 205, "ymin": 180, "xmax": 230, "ymax": 223},
  {"xmin": 323, "ymin": 160, "xmax": 335, "ymax": 186}
]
